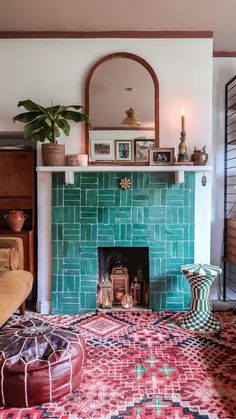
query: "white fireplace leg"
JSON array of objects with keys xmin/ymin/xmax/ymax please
[{"xmin": 37, "ymin": 171, "xmax": 52, "ymax": 314}]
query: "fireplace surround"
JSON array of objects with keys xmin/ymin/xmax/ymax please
[{"xmin": 50, "ymin": 170, "xmax": 196, "ymax": 314}]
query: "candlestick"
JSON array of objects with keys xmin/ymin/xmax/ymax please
[{"xmin": 181, "ymin": 109, "xmax": 185, "ymax": 132}]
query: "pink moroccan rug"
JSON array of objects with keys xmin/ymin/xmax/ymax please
[{"xmin": 0, "ymin": 310, "xmax": 235, "ymax": 418}]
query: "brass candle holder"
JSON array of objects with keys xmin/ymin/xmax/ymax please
[{"xmin": 177, "ymin": 131, "xmax": 189, "ymax": 162}]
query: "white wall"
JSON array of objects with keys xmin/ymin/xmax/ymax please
[
  {"xmin": 0, "ymin": 38, "xmax": 213, "ymax": 312},
  {"xmin": 211, "ymin": 57, "xmax": 236, "ymax": 299}
]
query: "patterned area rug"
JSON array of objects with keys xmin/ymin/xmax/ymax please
[{"xmin": 0, "ymin": 310, "xmax": 235, "ymax": 418}]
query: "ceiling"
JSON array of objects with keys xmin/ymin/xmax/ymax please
[{"xmin": 0, "ymin": 0, "xmax": 235, "ymax": 51}]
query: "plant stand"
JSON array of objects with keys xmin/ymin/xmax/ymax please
[{"xmin": 178, "ymin": 264, "xmax": 222, "ymax": 333}]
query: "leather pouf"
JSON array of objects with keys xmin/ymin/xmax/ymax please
[{"xmin": 0, "ymin": 319, "xmax": 86, "ymax": 407}]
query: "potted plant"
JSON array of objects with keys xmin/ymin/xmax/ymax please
[{"xmin": 13, "ymin": 99, "xmax": 90, "ymax": 166}]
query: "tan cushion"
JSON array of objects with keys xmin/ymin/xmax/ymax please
[
  {"xmin": 0, "ymin": 238, "xmax": 24, "ymax": 269},
  {"xmin": 0, "ymin": 248, "xmax": 20, "ymax": 271},
  {"xmin": 0, "ymin": 270, "xmax": 33, "ymax": 327}
]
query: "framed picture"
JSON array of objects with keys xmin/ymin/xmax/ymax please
[
  {"xmin": 90, "ymin": 139, "xmax": 114, "ymax": 161},
  {"xmin": 149, "ymin": 148, "xmax": 175, "ymax": 165},
  {"xmin": 115, "ymin": 140, "xmax": 133, "ymax": 162},
  {"xmin": 134, "ymin": 138, "xmax": 156, "ymax": 162}
]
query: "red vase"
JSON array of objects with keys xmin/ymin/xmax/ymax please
[{"xmin": 4, "ymin": 210, "xmax": 28, "ymax": 232}]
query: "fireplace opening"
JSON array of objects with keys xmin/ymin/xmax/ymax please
[{"xmin": 97, "ymin": 247, "xmax": 149, "ymax": 310}]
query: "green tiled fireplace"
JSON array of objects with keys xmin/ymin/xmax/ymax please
[{"xmin": 51, "ymin": 171, "xmax": 194, "ymax": 314}]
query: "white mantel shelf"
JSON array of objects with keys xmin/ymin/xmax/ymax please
[{"xmin": 37, "ymin": 165, "xmax": 212, "ymax": 185}]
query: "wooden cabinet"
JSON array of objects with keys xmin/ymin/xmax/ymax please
[{"xmin": 0, "ymin": 148, "xmax": 36, "ymax": 282}]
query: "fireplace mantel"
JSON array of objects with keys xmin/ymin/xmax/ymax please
[{"xmin": 37, "ymin": 165, "xmax": 212, "ymax": 185}]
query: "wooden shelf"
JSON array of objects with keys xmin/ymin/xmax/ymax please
[{"xmin": 37, "ymin": 165, "xmax": 212, "ymax": 184}]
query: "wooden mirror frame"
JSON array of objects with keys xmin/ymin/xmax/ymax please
[{"xmin": 85, "ymin": 52, "xmax": 159, "ymax": 160}]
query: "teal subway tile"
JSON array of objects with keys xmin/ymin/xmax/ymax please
[
  {"xmin": 166, "ymin": 206, "xmax": 178, "ymax": 224},
  {"xmin": 80, "ymin": 245, "xmax": 97, "ymax": 257},
  {"xmin": 149, "ymin": 207, "xmax": 166, "ymax": 223},
  {"xmin": 166, "ymin": 302, "xmax": 184, "ymax": 311},
  {"xmin": 63, "ymin": 207, "xmax": 75, "ymax": 223},
  {"xmin": 98, "ymin": 190, "xmax": 115, "ymax": 206},
  {"xmin": 132, "ymin": 207, "xmax": 150, "ymax": 224},
  {"xmin": 80, "ymin": 280, "xmax": 97, "ymax": 293},
  {"xmin": 81, "ymin": 224, "xmax": 97, "ymax": 241},
  {"xmin": 61, "ymin": 305, "xmax": 80, "ymax": 314},
  {"xmin": 115, "ymin": 241, "xmax": 132, "ymax": 247},
  {"xmin": 115, "ymin": 207, "xmax": 132, "ymax": 222},
  {"xmin": 85, "ymin": 293, "xmax": 97, "ymax": 309},
  {"xmin": 149, "ymin": 280, "xmax": 166, "ymax": 292},
  {"xmin": 149, "ymin": 189, "xmax": 161, "ymax": 206},
  {"xmin": 98, "ymin": 241, "xmax": 115, "ymax": 247},
  {"xmin": 149, "ymin": 224, "xmax": 161, "ymax": 242},
  {"xmin": 63, "ymin": 241, "xmax": 80, "ymax": 258},
  {"xmin": 81, "ymin": 190, "xmax": 98, "ymax": 207},
  {"xmin": 132, "ymin": 191, "xmax": 150, "ymax": 206},
  {"xmin": 161, "ymin": 190, "xmax": 167, "ymax": 205},
  {"xmin": 150, "ymin": 172, "xmax": 168, "ymax": 185},
  {"xmin": 58, "ymin": 275, "xmax": 63, "ymax": 292},
  {"xmin": 115, "ymin": 189, "xmax": 132, "ymax": 207},
  {"xmin": 53, "ymin": 207, "xmax": 64, "ymax": 223},
  {"xmin": 57, "ymin": 224, "xmax": 63, "ymax": 240},
  {"xmin": 177, "ymin": 207, "xmax": 184, "ymax": 223},
  {"xmin": 73, "ymin": 173, "xmax": 81, "ymax": 188},
  {"xmin": 52, "ymin": 241, "xmax": 58, "ymax": 258},
  {"xmin": 185, "ymin": 172, "xmax": 195, "ymax": 188},
  {"xmin": 114, "ymin": 224, "xmax": 131, "ymax": 241},
  {"xmin": 80, "ymin": 207, "xmax": 98, "ymax": 223},
  {"xmin": 81, "ymin": 258, "xmax": 97, "ymax": 275},
  {"xmin": 51, "ymin": 274, "xmax": 58, "ymax": 292},
  {"xmin": 57, "ymin": 241, "xmax": 63, "ymax": 258},
  {"xmin": 63, "ymin": 275, "xmax": 76, "ymax": 292}
]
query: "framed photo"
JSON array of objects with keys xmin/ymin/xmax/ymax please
[
  {"xmin": 149, "ymin": 148, "xmax": 175, "ymax": 165},
  {"xmin": 90, "ymin": 139, "xmax": 114, "ymax": 161},
  {"xmin": 115, "ymin": 140, "xmax": 133, "ymax": 162},
  {"xmin": 134, "ymin": 138, "xmax": 156, "ymax": 162}
]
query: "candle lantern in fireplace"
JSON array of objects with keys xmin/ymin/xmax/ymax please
[
  {"xmin": 101, "ymin": 274, "xmax": 113, "ymax": 308},
  {"xmin": 110, "ymin": 266, "xmax": 129, "ymax": 304},
  {"xmin": 130, "ymin": 277, "xmax": 141, "ymax": 306}
]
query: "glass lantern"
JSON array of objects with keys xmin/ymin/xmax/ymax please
[
  {"xmin": 130, "ymin": 277, "xmax": 141, "ymax": 306},
  {"xmin": 101, "ymin": 274, "xmax": 113, "ymax": 309}
]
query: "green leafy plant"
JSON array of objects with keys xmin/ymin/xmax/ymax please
[{"xmin": 13, "ymin": 99, "xmax": 90, "ymax": 143}]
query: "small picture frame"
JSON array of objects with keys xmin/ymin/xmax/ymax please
[
  {"xmin": 149, "ymin": 148, "xmax": 175, "ymax": 165},
  {"xmin": 115, "ymin": 140, "xmax": 133, "ymax": 162},
  {"xmin": 134, "ymin": 138, "xmax": 156, "ymax": 162},
  {"xmin": 90, "ymin": 139, "xmax": 114, "ymax": 161}
]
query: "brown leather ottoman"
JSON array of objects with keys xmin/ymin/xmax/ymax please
[{"xmin": 0, "ymin": 318, "xmax": 86, "ymax": 407}]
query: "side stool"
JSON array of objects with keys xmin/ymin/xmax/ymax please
[{"xmin": 178, "ymin": 263, "xmax": 222, "ymax": 333}]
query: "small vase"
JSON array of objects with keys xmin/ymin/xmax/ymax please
[
  {"xmin": 191, "ymin": 146, "xmax": 208, "ymax": 166},
  {"xmin": 4, "ymin": 210, "xmax": 28, "ymax": 232}
]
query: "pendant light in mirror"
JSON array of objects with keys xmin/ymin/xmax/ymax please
[{"xmin": 122, "ymin": 87, "xmax": 141, "ymax": 127}]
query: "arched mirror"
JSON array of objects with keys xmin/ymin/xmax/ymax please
[{"xmin": 85, "ymin": 52, "xmax": 159, "ymax": 164}]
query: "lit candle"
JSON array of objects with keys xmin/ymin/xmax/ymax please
[
  {"xmin": 77, "ymin": 154, "xmax": 88, "ymax": 167},
  {"xmin": 181, "ymin": 109, "xmax": 185, "ymax": 132}
]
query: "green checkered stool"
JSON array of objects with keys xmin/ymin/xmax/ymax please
[{"xmin": 178, "ymin": 263, "xmax": 222, "ymax": 333}]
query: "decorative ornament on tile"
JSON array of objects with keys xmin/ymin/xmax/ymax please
[{"xmin": 119, "ymin": 177, "xmax": 132, "ymax": 190}]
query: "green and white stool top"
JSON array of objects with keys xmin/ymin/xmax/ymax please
[
  {"xmin": 181, "ymin": 264, "xmax": 222, "ymax": 277},
  {"xmin": 178, "ymin": 263, "xmax": 222, "ymax": 333}
]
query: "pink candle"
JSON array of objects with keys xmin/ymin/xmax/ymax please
[
  {"xmin": 77, "ymin": 154, "xmax": 88, "ymax": 167},
  {"xmin": 181, "ymin": 109, "xmax": 185, "ymax": 132}
]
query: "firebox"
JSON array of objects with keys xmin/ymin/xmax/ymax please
[{"xmin": 97, "ymin": 247, "xmax": 149, "ymax": 310}]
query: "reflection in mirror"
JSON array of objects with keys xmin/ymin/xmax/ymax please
[
  {"xmin": 85, "ymin": 52, "xmax": 159, "ymax": 163},
  {"xmin": 90, "ymin": 59, "xmax": 154, "ymax": 129}
]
